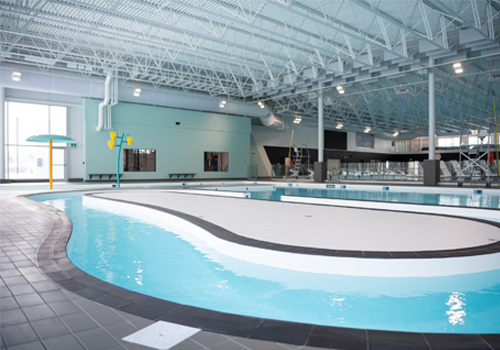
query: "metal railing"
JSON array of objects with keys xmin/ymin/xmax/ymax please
[
  {"xmin": 271, "ymin": 164, "xmax": 314, "ymax": 179},
  {"xmin": 332, "ymin": 162, "xmax": 424, "ymax": 182},
  {"xmin": 269, "ymin": 160, "xmax": 499, "ymax": 184}
]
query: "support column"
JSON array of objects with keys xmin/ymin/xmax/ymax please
[
  {"xmin": 318, "ymin": 90, "xmax": 324, "ymax": 162},
  {"xmin": 0, "ymin": 87, "xmax": 5, "ymax": 181},
  {"xmin": 424, "ymin": 57, "xmax": 440, "ymax": 186},
  {"xmin": 314, "ymin": 90, "xmax": 326, "ymax": 182},
  {"xmin": 428, "ymin": 57, "xmax": 436, "ymax": 160}
]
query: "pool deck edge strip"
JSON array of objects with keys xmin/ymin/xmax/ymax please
[
  {"xmin": 29, "ymin": 197, "xmax": 500, "ymax": 350},
  {"xmin": 87, "ymin": 193, "xmax": 500, "ymax": 259}
]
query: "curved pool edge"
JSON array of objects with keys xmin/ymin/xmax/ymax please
[
  {"xmin": 26, "ymin": 193, "xmax": 500, "ymax": 350},
  {"xmin": 87, "ymin": 192, "xmax": 500, "ymax": 261}
]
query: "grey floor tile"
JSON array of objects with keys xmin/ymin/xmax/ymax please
[
  {"xmin": 49, "ymin": 300, "xmax": 82, "ymax": 316},
  {"xmin": 123, "ymin": 342, "xmax": 170, "ymax": 350},
  {"xmin": 39, "ymin": 290, "xmax": 69, "ymax": 303},
  {"xmin": 0, "ymin": 308, "xmax": 27, "ymax": 326},
  {"xmin": 24, "ymin": 274, "xmax": 49, "ymax": 284},
  {"xmin": 60, "ymin": 312, "xmax": 100, "ymax": 332},
  {"xmin": 2, "ymin": 276, "xmax": 28, "ymax": 287},
  {"xmin": 101, "ymin": 321, "xmax": 138, "ymax": 339},
  {"xmin": 0, "ymin": 287, "xmax": 12, "ymax": 298},
  {"xmin": 231, "ymin": 337, "xmax": 295, "ymax": 350},
  {"xmin": 9, "ymin": 284, "xmax": 36, "ymax": 296},
  {"xmin": 74, "ymin": 327, "xmax": 120, "ymax": 350},
  {"xmin": 126, "ymin": 317, "xmax": 155, "ymax": 330},
  {"xmin": 0, "ymin": 263, "xmax": 17, "ymax": 271},
  {"xmin": 5, "ymin": 250, "xmax": 23, "ymax": 256},
  {"xmin": 73, "ymin": 297, "xmax": 103, "ymax": 311},
  {"xmin": 210, "ymin": 339, "xmax": 248, "ymax": 350},
  {"xmin": 190, "ymin": 331, "xmax": 230, "ymax": 348},
  {"xmin": 0, "ymin": 296, "xmax": 19, "ymax": 310},
  {"xmin": 31, "ymin": 317, "xmax": 71, "ymax": 340},
  {"xmin": 8, "ymin": 256, "xmax": 29, "ymax": 263},
  {"xmin": 13, "ymin": 261, "xmax": 34, "ymax": 268},
  {"xmin": 278, "ymin": 343, "xmax": 309, "ymax": 350},
  {"xmin": 0, "ymin": 269, "xmax": 21, "ymax": 277},
  {"xmin": 8, "ymin": 340, "xmax": 46, "ymax": 350},
  {"xmin": 42, "ymin": 334, "xmax": 86, "ymax": 350},
  {"xmin": 23, "ymin": 304, "xmax": 57, "ymax": 321},
  {"xmin": 14, "ymin": 293, "xmax": 45, "ymax": 308},
  {"xmin": 17, "ymin": 267, "xmax": 40, "ymax": 275},
  {"xmin": 210, "ymin": 340, "xmax": 252, "ymax": 350},
  {"xmin": 64, "ymin": 291, "xmax": 85, "ymax": 301},
  {"xmin": 1, "ymin": 323, "xmax": 38, "ymax": 347},
  {"xmin": 87, "ymin": 308, "xmax": 127, "ymax": 326},
  {"xmin": 113, "ymin": 310, "xmax": 140, "ymax": 321},
  {"xmin": 30, "ymin": 281, "xmax": 58, "ymax": 293},
  {"xmin": 170, "ymin": 339, "xmax": 206, "ymax": 350}
]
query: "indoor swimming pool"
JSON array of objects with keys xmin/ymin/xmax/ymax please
[
  {"xmin": 30, "ymin": 191, "xmax": 500, "ymax": 334},
  {"xmin": 214, "ymin": 185, "xmax": 500, "ymax": 209}
]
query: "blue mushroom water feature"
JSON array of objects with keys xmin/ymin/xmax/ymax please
[{"xmin": 26, "ymin": 134, "xmax": 75, "ymax": 189}]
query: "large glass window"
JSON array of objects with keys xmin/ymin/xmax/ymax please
[
  {"xmin": 468, "ymin": 136, "xmax": 479, "ymax": 145},
  {"xmin": 5, "ymin": 102, "xmax": 67, "ymax": 179},
  {"xmin": 204, "ymin": 152, "xmax": 228, "ymax": 172},
  {"xmin": 123, "ymin": 149, "xmax": 156, "ymax": 172},
  {"xmin": 437, "ymin": 137, "xmax": 460, "ymax": 147}
]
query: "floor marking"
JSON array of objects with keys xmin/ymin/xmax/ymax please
[{"xmin": 122, "ymin": 321, "xmax": 200, "ymax": 349}]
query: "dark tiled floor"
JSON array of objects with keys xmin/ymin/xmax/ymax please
[
  {"xmin": 2, "ymin": 186, "xmax": 500, "ymax": 350},
  {"xmin": 0, "ymin": 191, "xmax": 316, "ymax": 350}
]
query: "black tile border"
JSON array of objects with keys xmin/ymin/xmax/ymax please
[
  {"xmin": 26, "ymin": 194, "xmax": 500, "ymax": 349},
  {"xmin": 87, "ymin": 193, "xmax": 500, "ymax": 259}
]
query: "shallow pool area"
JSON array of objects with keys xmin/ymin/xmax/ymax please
[
  {"xmin": 30, "ymin": 191, "xmax": 500, "ymax": 334},
  {"xmin": 217, "ymin": 186, "xmax": 500, "ymax": 209}
]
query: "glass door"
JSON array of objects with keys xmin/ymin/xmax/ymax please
[{"xmin": 5, "ymin": 102, "xmax": 68, "ymax": 180}]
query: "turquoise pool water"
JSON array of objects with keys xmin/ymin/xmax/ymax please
[
  {"xmin": 31, "ymin": 192, "xmax": 500, "ymax": 334},
  {"xmin": 239, "ymin": 187, "xmax": 500, "ymax": 209}
]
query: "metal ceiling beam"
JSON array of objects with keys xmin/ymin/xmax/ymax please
[
  {"xmin": 1, "ymin": 0, "xmax": 499, "ymax": 136},
  {"xmin": 0, "ymin": 36, "xmax": 255, "ymax": 96},
  {"xmin": 130, "ymin": 0, "xmax": 370, "ymax": 68},
  {"xmin": 272, "ymin": 75, "xmax": 493, "ymax": 133},
  {"xmin": 271, "ymin": 0, "xmax": 409, "ymax": 59},
  {"xmin": 36, "ymin": 0, "xmax": 319, "ymax": 71},
  {"xmin": 433, "ymin": 0, "xmax": 498, "ymax": 43},
  {"xmin": 0, "ymin": 6, "xmax": 279, "ymax": 75},
  {"xmin": 0, "ymin": 29, "xmax": 253, "ymax": 85},
  {"xmin": 351, "ymin": 0, "xmax": 449, "ymax": 51}
]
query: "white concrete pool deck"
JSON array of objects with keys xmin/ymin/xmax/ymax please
[{"xmin": 94, "ymin": 191, "xmax": 500, "ymax": 252}]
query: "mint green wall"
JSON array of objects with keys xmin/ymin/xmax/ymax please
[{"xmin": 83, "ymin": 99, "xmax": 251, "ymax": 180}]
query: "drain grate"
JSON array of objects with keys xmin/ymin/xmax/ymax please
[{"xmin": 122, "ymin": 321, "xmax": 200, "ymax": 350}]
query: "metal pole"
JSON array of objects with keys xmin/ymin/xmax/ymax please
[
  {"xmin": 318, "ymin": 90, "xmax": 324, "ymax": 162},
  {"xmin": 116, "ymin": 133, "xmax": 124, "ymax": 188},
  {"xmin": 428, "ymin": 57, "xmax": 436, "ymax": 160},
  {"xmin": 285, "ymin": 129, "xmax": 294, "ymax": 177},
  {"xmin": 49, "ymin": 139, "xmax": 53, "ymax": 190},
  {"xmin": 0, "ymin": 88, "xmax": 4, "ymax": 180},
  {"xmin": 494, "ymin": 101, "xmax": 500, "ymax": 176}
]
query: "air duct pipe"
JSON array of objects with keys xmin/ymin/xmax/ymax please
[
  {"xmin": 0, "ymin": 67, "xmax": 283, "ymax": 130},
  {"xmin": 106, "ymin": 71, "xmax": 119, "ymax": 130},
  {"xmin": 260, "ymin": 112, "xmax": 284, "ymax": 130},
  {"xmin": 96, "ymin": 74, "xmax": 112, "ymax": 132}
]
